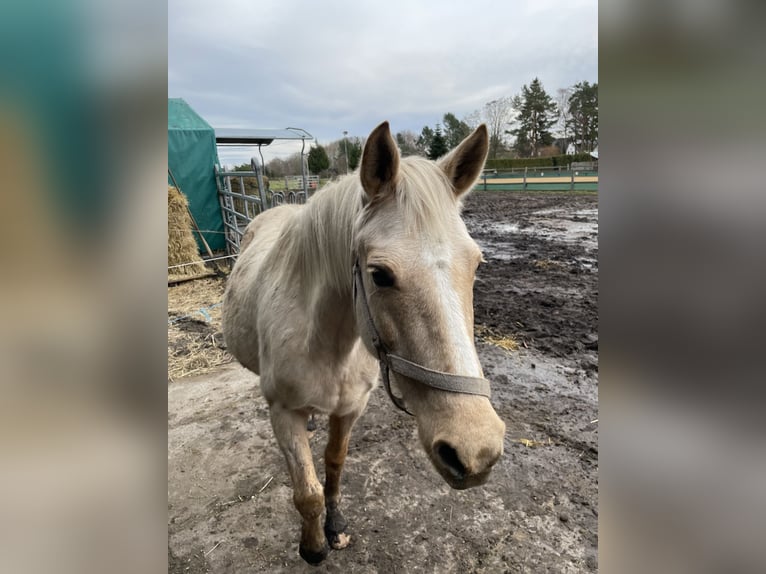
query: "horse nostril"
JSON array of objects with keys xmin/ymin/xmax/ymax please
[{"xmin": 434, "ymin": 441, "xmax": 466, "ymax": 480}]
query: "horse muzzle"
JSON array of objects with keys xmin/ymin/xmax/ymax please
[{"xmin": 424, "ymin": 398, "xmax": 505, "ymax": 489}]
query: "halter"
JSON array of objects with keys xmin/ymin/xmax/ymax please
[{"xmin": 353, "ymin": 260, "xmax": 492, "ymax": 416}]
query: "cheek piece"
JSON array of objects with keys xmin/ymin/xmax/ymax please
[{"xmin": 352, "ymin": 259, "xmax": 491, "ymax": 416}]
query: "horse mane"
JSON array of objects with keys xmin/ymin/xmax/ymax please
[
  {"xmin": 388, "ymin": 156, "xmax": 459, "ymax": 237},
  {"xmin": 281, "ymin": 156, "xmax": 460, "ymax": 296},
  {"xmin": 279, "ymin": 175, "xmax": 363, "ymax": 296}
]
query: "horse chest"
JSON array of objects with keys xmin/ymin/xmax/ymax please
[{"xmin": 290, "ymin": 345, "xmax": 378, "ymax": 414}]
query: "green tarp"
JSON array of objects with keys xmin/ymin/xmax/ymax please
[{"xmin": 168, "ymin": 98, "xmax": 224, "ymax": 252}]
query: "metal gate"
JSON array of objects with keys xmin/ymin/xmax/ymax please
[
  {"xmin": 215, "ymin": 127, "xmax": 316, "ymax": 256},
  {"xmin": 216, "ymin": 159, "xmax": 318, "ymax": 256}
]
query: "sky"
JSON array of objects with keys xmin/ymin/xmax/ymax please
[{"xmin": 169, "ymin": 0, "xmax": 598, "ymax": 167}]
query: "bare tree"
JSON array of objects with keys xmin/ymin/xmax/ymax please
[
  {"xmin": 266, "ymin": 153, "xmax": 304, "ymax": 177},
  {"xmin": 324, "ymin": 141, "xmax": 342, "ymax": 173},
  {"xmin": 482, "ymin": 97, "xmax": 514, "ymax": 159},
  {"xmin": 395, "ymin": 130, "xmax": 420, "ymax": 156},
  {"xmin": 463, "ymin": 109, "xmax": 483, "ymax": 130},
  {"xmin": 556, "ymin": 87, "xmax": 574, "ymax": 142}
]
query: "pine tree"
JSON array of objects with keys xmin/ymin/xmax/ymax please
[
  {"xmin": 442, "ymin": 113, "xmax": 471, "ymax": 149},
  {"xmin": 307, "ymin": 144, "xmax": 330, "ymax": 174},
  {"xmin": 510, "ymin": 78, "xmax": 558, "ymax": 157},
  {"xmin": 567, "ymin": 81, "xmax": 598, "ymax": 153},
  {"xmin": 417, "ymin": 126, "xmax": 434, "ymax": 156},
  {"xmin": 346, "ymin": 138, "xmax": 363, "ymax": 171},
  {"xmin": 427, "ymin": 124, "xmax": 449, "ymax": 159}
]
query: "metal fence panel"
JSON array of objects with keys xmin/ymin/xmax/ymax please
[{"xmin": 215, "ymin": 161, "xmax": 315, "ymax": 257}]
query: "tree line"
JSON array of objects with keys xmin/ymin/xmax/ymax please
[
  {"xmin": 412, "ymin": 78, "xmax": 598, "ymax": 161},
  {"xmin": 258, "ymin": 78, "xmax": 597, "ymax": 177}
]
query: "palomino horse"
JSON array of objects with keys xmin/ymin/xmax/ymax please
[{"xmin": 223, "ymin": 122, "xmax": 505, "ymax": 564}]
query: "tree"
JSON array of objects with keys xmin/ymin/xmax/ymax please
[
  {"xmin": 482, "ymin": 97, "xmax": 514, "ymax": 159},
  {"xmin": 427, "ymin": 124, "xmax": 449, "ymax": 159},
  {"xmin": 567, "ymin": 81, "xmax": 598, "ymax": 153},
  {"xmin": 266, "ymin": 155, "xmax": 301, "ymax": 177},
  {"xmin": 395, "ymin": 130, "xmax": 420, "ymax": 156},
  {"xmin": 346, "ymin": 137, "xmax": 363, "ymax": 171},
  {"xmin": 555, "ymin": 87, "xmax": 574, "ymax": 142},
  {"xmin": 307, "ymin": 144, "xmax": 330, "ymax": 174},
  {"xmin": 416, "ymin": 125, "xmax": 434, "ymax": 156},
  {"xmin": 442, "ymin": 113, "xmax": 471, "ymax": 149},
  {"xmin": 509, "ymin": 78, "xmax": 558, "ymax": 157},
  {"xmin": 463, "ymin": 109, "xmax": 483, "ymax": 130},
  {"xmin": 334, "ymin": 136, "xmax": 363, "ymax": 173}
]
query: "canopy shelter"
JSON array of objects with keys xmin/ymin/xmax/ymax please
[
  {"xmin": 168, "ymin": 98, "xmax": 225, "ymax": 251},
  {"xmin": 168, "ymin": 97, "xmax": 315, "ymax": 255},
  {"xmin": 214, "ymin": 127, "xmax": 314, "ymax": 186},
  {"xmin": 215, "ymin": 127, "xmax": 313, "ymax": 146}
]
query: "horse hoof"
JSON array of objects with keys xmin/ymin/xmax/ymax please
[
  {"xmin": 324, "ymin": 508, "xmax": 350, "ymax": 549},
  {"xmin": 329, "ymin": 531, "xmax": 351, "ymax": 549},
  {"xmin": 299, "ymin": 542, "xmax": 329, "ymax": 565}
]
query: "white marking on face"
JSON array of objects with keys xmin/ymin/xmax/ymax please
[{"xmin": 425, "ymin": 240, "xmax": 483, "ymax": 377}]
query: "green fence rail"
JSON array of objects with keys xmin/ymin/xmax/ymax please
[{"xmin": 475, "ymin": 168, "xmax": 598, "ymax": 192}]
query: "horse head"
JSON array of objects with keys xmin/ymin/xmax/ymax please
[{"xmin": 354, "ymin": 121, "xmax": 505, "ymax": 489}]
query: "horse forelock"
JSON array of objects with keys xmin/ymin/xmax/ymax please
[
  {"xmin": 281, "ymin": 155, "xmax": 465, "ymax": 298},
  {"xmin": 357, "ymin": 156, "xmax": 461, "ymax": 242}
]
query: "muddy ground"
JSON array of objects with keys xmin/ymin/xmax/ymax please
[{"xmin": 168, "ymin": 191, "xmax": 598, "ymax": 573}]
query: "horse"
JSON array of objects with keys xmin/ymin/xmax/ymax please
[{"xmin": 223, "ymin": 121, "xmax": 506, "ymax": 565}]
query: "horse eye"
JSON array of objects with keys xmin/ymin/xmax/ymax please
[{"xmin": 371, "ymin": 267, "xmax": 395, "ymax": 288}]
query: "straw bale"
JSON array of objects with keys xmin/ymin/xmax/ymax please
[{"xmin": 168, "ymin": 186, "xmax": 206, "ymax": 277}]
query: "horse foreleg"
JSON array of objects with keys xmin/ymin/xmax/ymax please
[
  {"xmin": 323, "ymin": 411, "xmax": 360, "ymax": 550},
  {"xmin": 269, "ymin": 404, "xmax": 328, "ymax": 565}
]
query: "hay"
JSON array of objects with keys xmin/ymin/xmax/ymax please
[
  {"xmin": 533, "ymin": 259, "xmax": 563, "ymax": 270},
  {"xmin": 168, "ymin": 185, "xmax": 207, "ymax": 278},
  {"xmin": 475, "ymin": 324, "xmax": 520, "ymax": 352},
  {"xmin": 230, "ymin": 174, "xmax": 268, "ymax": 216},
  {"xmin": 515, "ymin": 437, "xmax": 552, "ymax": 448},
  {"xmin": 168, "ymin": 276, "xmax": 233, "ymax": 380}
]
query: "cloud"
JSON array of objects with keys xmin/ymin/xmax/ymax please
[{"xmin": 169, "ymin": 0, "xmax": 597, "ymax": 154}]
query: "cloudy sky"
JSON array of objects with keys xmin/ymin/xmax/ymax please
[{"xmin": 169, "ymin": 0, "xmax": 597, "ymax": 166}]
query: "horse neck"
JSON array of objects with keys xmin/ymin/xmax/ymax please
[{"xmin": 287, "ymin": 176, "xmax": 364, "ymax": 351}]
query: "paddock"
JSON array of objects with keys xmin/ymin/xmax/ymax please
[{"xmin": 168, "ymin": 190, "xmax": 598, "ymax": 573}]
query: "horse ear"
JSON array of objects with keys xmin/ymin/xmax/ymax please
[
  {"xmin": 360, "ymin": 121, "xmax": 400, "ymax": 199},
  {"xmin": 438, "ymin": 124, "xmax": 489, "ymax": 197}
]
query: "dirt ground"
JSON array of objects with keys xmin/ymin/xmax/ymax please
[{"xmin": 168, "ymin": 191, "xmax": 598, "ymax": 573}]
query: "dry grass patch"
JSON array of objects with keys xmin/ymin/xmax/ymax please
[
  {"xmin": 533, "ymin": 259, "xmax": 563, "ymax": 270},
  {"xmin": 514, "ymin": 437, "xmax": 552, "ymax": 448},
  {"xmin": 168, "ymin": 275, "xmax": 232, "ymax": 381},
  {"xmin": 475, "ymin": 324, "xmax": 520, "ymax": 352}
]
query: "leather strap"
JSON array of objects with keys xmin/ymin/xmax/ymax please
[
  {"xmin": 387, "ymin": 355, "xmax": 492, "ymax": 397},
  {"xmin": 353, "ymin": 260, "xmax": 491, "ymax": 415}
]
